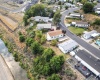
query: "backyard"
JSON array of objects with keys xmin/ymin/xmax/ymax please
[{"xmin": 68, "ymin": 26, "xmax": 86, "ymax": 36}]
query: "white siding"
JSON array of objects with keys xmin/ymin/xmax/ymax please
[
  {"xmin": 47, "ymin": 33, "xmax": 52, "ymax": 40},
  {"xmin": 59, "ymin": 46, "xmax": 67, "ymax": 53}
]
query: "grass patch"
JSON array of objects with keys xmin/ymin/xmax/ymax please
[{"xmin": 68, "ymin": 26, "xmax": 86, "ymax": 36}]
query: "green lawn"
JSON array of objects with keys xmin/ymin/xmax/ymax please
[{"xmin": 68, "ymin": 26, "xmax": 86, "ymax": 36}]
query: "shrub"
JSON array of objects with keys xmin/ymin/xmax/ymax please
[
  {"xmin": 93, "ymin": 19, "xmax": 100, "ymax": 25},
  {"xmin": 19, "ymin": 35, "xmax": 25, "ymax": 42},
  {"xmin": 51, "ymin": 39, "xmax": 57, "ymax": 46}
]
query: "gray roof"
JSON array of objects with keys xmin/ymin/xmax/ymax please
[
  {"xmin": 76, "ymin": 50, "xmax": 100, "ymax": 73},
  {"xmin": 76, "ymin": 21, "xmax": 88, "ymax": 25},
  {"xmin": 58, "ymin": 39, "xmax": 78, "ymax": 51},
  {"xmin": 84, "ymin": 30, "xmax": 97, "ymax": 36},
  {"xmin": 31, "ymin": 16, "xmax": 49, "ymax": 20},
  {"xmin": 37, "ymin": 23, "xmax": 52, "ymax": 29},
  {"xmin": 94, "ymin": 3, "xmax": 100, "ymax": 9}
]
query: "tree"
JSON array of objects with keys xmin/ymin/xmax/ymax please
[
  {"xmin": 53, "ymin": 11, "xmax": 61, "ymax": 25},
  {"xmin": 65, "ymin": 6, "xmax": 68, "ymax": 10},
  {"xmin": 31, "ymin": 41, "xmax": 44, "ymax": 54},
  {"xmin": 40, "ymin": 35, "xmax": 46, "ymax": 44},
  {"xmin": 33, "ymin": 57, "xmax": 51, "ymax": 75},
  {"xmin": 81, "ymin": 0, "xmax": 87, "ymax": 5},
  {"xmin": 19, "ymin": 35, "xmax": 25, "ymax": 42},
  {"xmin": 50, "ymin": 56, "xmax": 64, "ymax": 73},
  {"xmin": 47, "ymin": 74, "xmax": 61, "ymax": 80},
  {"xmin": 58, "ymin": 1, "xmax": 62, "ymax": 5},
  {"xmin": 93, "ymin": 19, "xmax": 100, "ymax": 25},
  {"xmin": 83, "ymin": 2, "xmax": 94, "ymax": 13},
  {"xmin": 26, "ymin": 37, "xmax": 34, "ymax": 47},
  {"xmin": 23, "ymin": 15, "xmax": 29, "ymax": 26},
  {"xmin": 42, "ymin": 48, "xmax": 54, "ymax": 62}
]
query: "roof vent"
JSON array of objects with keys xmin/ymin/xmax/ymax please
[{"xmin": 95, "ymin": 64, "xmax": 96, "ymax": 65}]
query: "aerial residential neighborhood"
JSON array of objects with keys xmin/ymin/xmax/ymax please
[{"xmin": 0, "ymin": 0, "xmax": 100, "ymax": 80}]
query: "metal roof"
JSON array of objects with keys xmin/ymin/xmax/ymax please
[
  {"xmin": 76, "ymin": 50, "xmax": 100, "ymax": 74},
  {"xmin": 58, "ymin": 39, "xmax": 78, "ymax": 51},
  {"xmin": 84, "ymin": 30, "xmax": 97, "ymax": 37}
]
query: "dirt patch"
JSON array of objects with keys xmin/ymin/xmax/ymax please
[
  {"xmin": 0, "ymin": 14, "xmax": 18, "ymax": 31},
  {"xmin": 84, "ymin": 14, "xmax": 100, "ymax": 23}
]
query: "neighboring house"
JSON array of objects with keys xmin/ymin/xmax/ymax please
[
  {"xmin": 77, "ymin": 2, "xmax": 83, "ymax": 7},
  {"xmin": 59, "ymin": 0, "xmax": 66, "ymax": 2},
  {"xmin": 75, "ymin": 50, "xmax": 100, "ymax": 79},
  {"xmin": 37, "ymin": 23, "xmax": 52, "ymax": 30},
  {"xmin": 65, "ymin": 3, "xmax": 75, "ymax": 8},
  {"xmin": 58, "ymin": 39, "xmax": 78, "ymax": 53},
  {"xmin": 31, "ymin": 16, "xmax": 52, "ymax": 22},
  {"xmin": 69, "ymin": 13, "xmax": 83, "ymax": 19},
  {"xmin": 47, "ymin": 30, "xmax": 64, "ymax": 40},
  {"xmin": 94, "ymin": 3, "xmax": 100, "ymax": 14},
  {"xmin": 71, "ymin": 21, "xmax": 90, "ymax": 28},
  {"xmin": 83, "ymin": 30, "xmax": 97, "ymax": 39}
]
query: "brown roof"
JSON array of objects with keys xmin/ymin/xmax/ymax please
[{"xmin": 48, "ymin": 30, "xmax": 63, "ymax": 37}]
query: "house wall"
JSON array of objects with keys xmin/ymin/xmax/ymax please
[
  {"xmin": 75, "ymin": 24, "xmax": 89, "ymax": 28},
  {"xmin": 58, "ymin": 46, "xmax": 67, "ymax": 54},
  {"xmin": 47, "ymin": 33, "xmax": 52, "ymax": 40},
  {"xmin": 83, "ymin": 34, "xmax": 90, "ymax": 39},
  {"xmin": 75, "ymin": 55, "xmax": 100, "ymax": 76}
]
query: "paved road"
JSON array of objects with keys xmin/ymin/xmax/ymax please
[
  {"xmin": 0, "ymin": 55, "xmax": 14, "ymax": 80},
  {"xmin": 60, "ymin": 7, "xmax": 100, "ymax": 58},
  {"xmin": 0, "ymin": 0, "xmax": 39, "ymax": 13}
]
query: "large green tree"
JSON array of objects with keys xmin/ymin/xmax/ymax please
[
  {"xmin": 47, "ymin": 74, "xmax": 61, "ymax": 80},
  {"xmin": 50, "ymin": 56, "xmax": 64, "ymax": 73},
  {"xmin": 25, "ymin": 37, "xmax": 34, "ymax": 47},
  {"xmin": 31, "ymin": 41, "xmax": 44, "ymax": 54},
  {"xmin": 83, "ymin": 2, "xmax": 94, "ymax": 13},
  {"xmin": 42, "ymin": 48, "xmax": 54, "ymax": 62},
  {"xmin": 53, "ymin": 11, "xmax": 61, "ymax": 25}
]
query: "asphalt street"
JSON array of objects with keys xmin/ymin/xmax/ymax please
[
  {"xmin": 0, "ymin": 55, "xmax": 14, "ymax": 80},
  {"xmin": 0, "ymin": 0, "xmax": 39, "ymax": 13},
  {"xmin": 60, "ymin": 7, "xmax": 100, "ymax": 58}
]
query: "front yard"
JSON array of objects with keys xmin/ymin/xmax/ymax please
[{"xmin": 68, "ymin": 26, "xmax": 86, "ymax": 36}]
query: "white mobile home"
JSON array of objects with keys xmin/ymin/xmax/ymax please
[
  {"xmin": 31, "ymin": 16, "xmax": 52, "ymax": 22},
  {"xmin": 83, "ymin": 30, "xmax": 97, "ymax": 39},
  {"xmin": 72, "ymin": 21, "xmax": 89, "ymax": 28},
  {"xmin": 58, "ymin": 39, "xmax": 78, "ymax": 53},
  {"xmin": 47, "ymin": 30, "xmax": 64, "ymax": 41},
  {"xmin": 37, "ymin": 23, "xmax": 52, "ymax": 30}
]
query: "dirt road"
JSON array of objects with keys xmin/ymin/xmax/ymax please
[{"xmin": 0, "ymin": 54, "xmax": 14, "ymax": 80}]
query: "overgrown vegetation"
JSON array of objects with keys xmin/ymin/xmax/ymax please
[{"xmin": 93, "ymin": 19, "xmax": 100, "ymax": 25}]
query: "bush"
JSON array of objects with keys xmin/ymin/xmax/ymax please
[
  {"xmin": 65, "ymin": 69, "xmax": 74, "ymax": 76},
  {"xmin": 65, "ymin": 6, "xmax": 68, "ymax": 10},
  {"xmin": 19, "ymin": 35, "xmax": 25, "ymax": 42},
  {"xmin": 93, "ymin": 19, "xmax": 100, "ymax": 25},
  {"xmin": 51, "ymin": 39, "xmax": 57, "ymax": 46}
]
